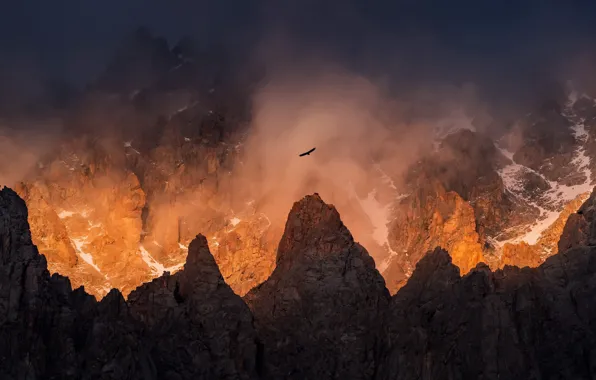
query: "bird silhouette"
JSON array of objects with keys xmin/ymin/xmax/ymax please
[{"xmin": 299, "ymin": 147, "xmax": 316, "ymax": 157}]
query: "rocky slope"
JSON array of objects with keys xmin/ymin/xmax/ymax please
[
  {"xmin": 5, "ymin": 29, "xmax": 596, "ymax": 300},
  {"xmin": 376, "ymin": 191, "xmax": 596, "ymax": 379},
  {"xmin": 0, "ymin": 186, "xmax": 259, "ymax": 379},
  {"xmin": 378, "ymin": 89, "xmax": 596, "ymax": 291},
  {"xmin": 245, "ymin": 194, "xmax": 390, "ymax": 379},
  {"xmin": 6, "ymin": 186, "xmax": 596, "ymax": 379}
]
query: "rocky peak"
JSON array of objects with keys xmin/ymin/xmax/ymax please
[
  {"xmin": 245, "ymin": 193, "xmax": 389, "ymax": 379},
  {"xmin": 0, "ymin": 187, "xmax": 36, "ymax": 264},
  {"xmin": 177, "ymin": 234, "xmax": 228, "ymax": 295},
  {"xmin": 377, "ymin": 188, "xmax": 596, "ymax": 379},
  {"xmin": 275, "ymin": 193, "xmax": 353, "ymax": 267},
  {"xmin": 0, "ymin": 187, "xmax": 260, "ymax": 379},
  {"xmin": 558, "ymin": 188, "xmax": 596, "ymax": 251},
  {"xmin": 127, "ymin": 233, "xmax": 260, "ymax": 379},
  {"xmin": 398, "ymin": 247, "xmax": 461, "ymax": 298}
]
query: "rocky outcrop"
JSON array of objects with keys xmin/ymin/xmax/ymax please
[
  {"xmin": 513, "ymin": 108, "xmax": 579, "ymax": 184},
  {"xmin": 499, "ymin": 192, "xmax": 590, "ymax": 268},
  {"xmin": 416, "ymin": 129, "xmax": 526, "ymax": 240},
  {"xmin": 376, "ymin": 190, "xmax": 596, "ymax": 379},
  {"xmin": 0, "ymin": 186, "xmax": 259, "ymax": 379},
  {"xmin": 376, "ymin": 246, "xmax": 596, "ymax": 379},
  {"xmin": 127, "ymin": 235, "xmax": 259, "ymax": 379},
  {"xmin": 558, "ymin": 188, "xmax": 596, "ymax": 251},
  {"xmin": 7, "ymin": 183, "xmax": 596, "ymax": 379},
  {"xmin": 385, "ymin": 179, "xmax": 484, "ymax": 293},
  {"xmin": 16, "ymin": 137, "xmax": 152, "ymax": 297},
  {"xmin": 210, "ymin": 214, "xmax": 281, "ymax": 296},
  {"xmin": 245, "ymin": 194, "xmax": 390, "ymax": 380}
]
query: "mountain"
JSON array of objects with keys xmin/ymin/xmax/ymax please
[
  {"xmin": 5, "ymin": 186, "xmax": 596, "ymax": 378},
  {"xmin": 244, "ymin": 194, "xmax": 389, "ymax": 379},
  {"xmin": 377, "ymin": 191, "xmax": 596, "ymax": 379},
  {"xmin": 4, "ymin": 29, "xmax": 596, "ymax": 302},
  {"xmin": 0, "ymin": 186, "xmax": 259, "ymax": 379}
]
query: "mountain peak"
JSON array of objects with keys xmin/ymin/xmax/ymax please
[
  {"xmin": 245, "ymin": 193, "xmax": 389, "ymax": 379},
  {"xmin": 558, "ymin": 188, "xmax": 596, "ymax": 251},
  {"xmin": 0, "ymin": 186, "xmax": 36, "ymax": 264},
  {"xmin": 276, "ymin": 193, "xmax": 352, "ymax": 266},
  {"xmin": 178, "ymin": 234, "xmax": 226, "ymax": 294}
]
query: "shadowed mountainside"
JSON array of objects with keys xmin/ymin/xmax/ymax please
[{"xmin": 3, "ymin": 186, "xmax": 596, "ymax": 379}]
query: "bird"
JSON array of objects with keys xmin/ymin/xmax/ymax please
[{"xmin": 299, "ymin": 147, "xmax": 316, "ymax": 157}]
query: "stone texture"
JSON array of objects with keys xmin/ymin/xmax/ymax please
[
  {"xmin": 376, "ymin": 189, "xmax": 596, "ymax": 379},
  {"xmin": 127, "ymin": 235, "xmax": 260, "ymax": 380},
  {"xmin": 385, "ymin": 179, "xmax": 484, "ymax": 293},
  {"xmin": 6, "ymin": 184, "xmax": 596, "ymax": 379},
  {"xmin": 245, "ymin": 194, "xmax": 390, "ymax": 380},
  {"xmin": 500, "ymin": 192, "xmax": 590, "ymax": 268},
  {"xmin": 559, "ymin": 188, "xmax": 596, "ymax": 251},
  {"xmin": 0, "ymin": 186, "xmax": 259, "ymax": 380}
]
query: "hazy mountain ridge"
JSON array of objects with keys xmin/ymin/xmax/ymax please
[{"xmin": 3, "ymin": 29, "xmax": 596, "ymax": 298}]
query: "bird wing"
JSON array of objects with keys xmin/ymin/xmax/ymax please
[{"xmin": 299, "ymin": 147, "xmax": 316, "ymax": 157}]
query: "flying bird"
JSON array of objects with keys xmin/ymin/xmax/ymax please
[{"xmin": 299, "ymin": 147, "xmax": 316, "ymax": 157}]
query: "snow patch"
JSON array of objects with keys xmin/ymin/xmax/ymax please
[
  {"xmin": 377, "ymin": 251, "xmax": 398, "ymax": 273},
  {"xmin": 71, "ymin": 237, "xmax": 102, "ymax": 274},
  {"xmin": 139, "ymin": 244, "xmax": 184, "ymax": 276},
  {"xmin": 493, "ymin": 102, "xmax": 594, "ymax": 247},
  {"xmin": 230, "ymin": 217, "xmax": 241, "ymax": 226},
  {"xmin": 347, "ymin": 184, "xmax": 393, "ymax": 249},
  {"xmin": 58, "ymin": 210, "xmax": 75, "ymax": 219},
  {"xmin": 373, "ymin": 163, "xmax": 398, "ymax": 190}
]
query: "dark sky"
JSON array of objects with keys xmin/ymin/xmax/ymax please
[{"xmin": 1, "ymin": 0, "xmax": 596, "ymax": 105}]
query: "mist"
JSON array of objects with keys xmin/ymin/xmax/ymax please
[{"xmin": 2, "ymin": 0, "xmax": 596, "ymax": 267}]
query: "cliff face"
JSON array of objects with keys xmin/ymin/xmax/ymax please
[
  {"xmin": 0, "ymin": 186, "xmax": 259, "ymax": 379},
  {"xmin": 15, "ymin": 137, "xmax": 152, "ymax": 297},
  {"xmin": 376, "ymin": 246, "xmax": 596, "ymax": 379},
  {"xmin": 245, "ymin": 194, "xmax": 390, "ymax": 379},
  {"xmin": 5, "ymin": 185, "xmax": 596, "ymax": 379},
  {"xmin": 11, "ymin": 36, "xmax": 596, "ymax": 305},
  {"xmin": 385, "ymin": 179, "xmax": 484, "ymax": 293},
  {"xmin": 376, "ymin": 188, "xmax": 596, "ymax": 380}
]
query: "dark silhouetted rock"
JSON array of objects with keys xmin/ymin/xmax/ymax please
[
  {"xmin": 377, "ymin": 228, "xmax": 596, "ymax": 379},
  {"xmin": 0, "ymin": 187, "xmax": 258, "ymax": 379},
  {"xmin": 127, "ymin": 235, "xmax": 259, "ymax": 380},
  {"xmin": 245, "ymin": 194, "xmax": 390, "ymax": 380},
  {"xmin": 559, "ymin": 189, "xmax": 596, "ymax": 252}
]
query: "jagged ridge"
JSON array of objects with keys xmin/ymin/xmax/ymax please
[{"xmin": 4, "ymin": 187, "xmax": 596, "ymax": 379}]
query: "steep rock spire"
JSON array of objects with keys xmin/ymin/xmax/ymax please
[{"xmin": 245, "ymin": 193, "xmax": 389, "ymax": 380}]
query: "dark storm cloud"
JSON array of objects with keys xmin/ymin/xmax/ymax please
[{"xmin": 1, "ymin": 0, "xmax": 596, "ymax": 108}]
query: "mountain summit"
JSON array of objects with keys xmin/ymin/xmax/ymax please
[{"xmin": 5, "ymin": 187, "xmax": 596, "ymax": 378}]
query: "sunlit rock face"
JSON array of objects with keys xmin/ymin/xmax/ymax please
[
  {"xmin": 383, "ymin": 177, "xmax": 484, "ymax": 293},
  {"xmin": 0, "ymin": 187, "xmax": 260, "ymax": 379},
  {"xmin": 6, "ymin": 29, "xmax": 596, "ymax": 302},
  {"xmin": 15, "ymin": 95, "xmax": 596, "ymax": 300},
  {"xmin": 13, "ymin": 91, "xmax": 596, "ymax": 301},
  {"xmin": 498, "ymin": 192, "xmax": 590, "ymax": 268},
  {"xmin": 15, "ymin": 137, "xmax": 150, "ymax": 297}
]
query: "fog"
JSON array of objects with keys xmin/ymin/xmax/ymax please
[{"xmin": 2, "ymin": 1, "xmax": 596, "ymax": 267}]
